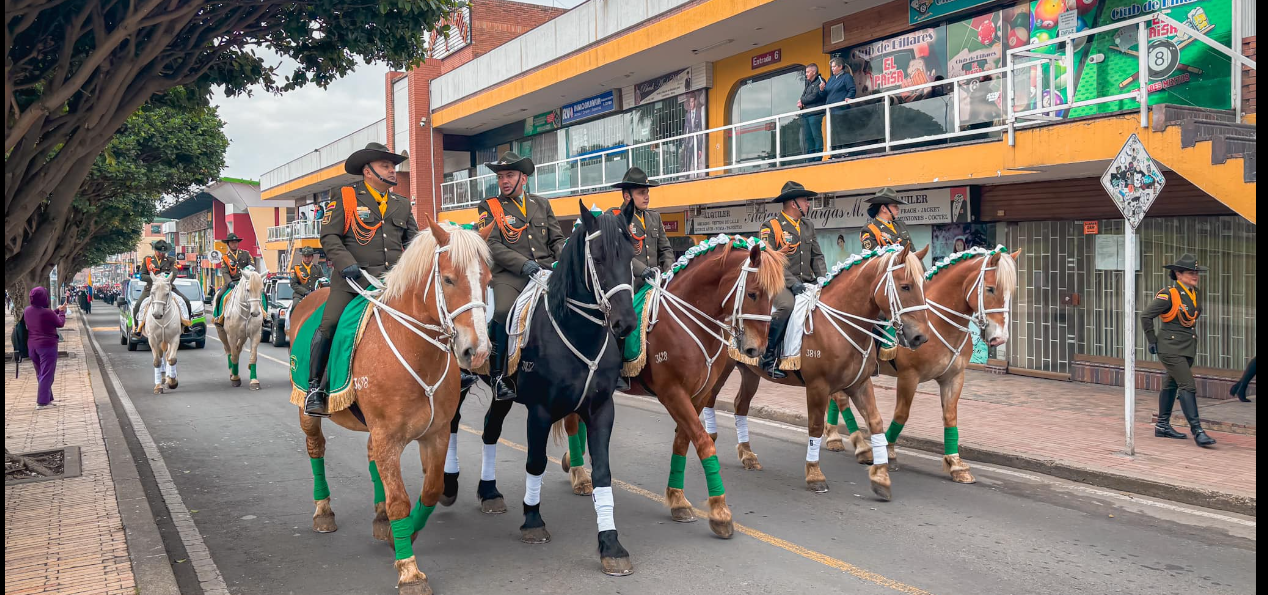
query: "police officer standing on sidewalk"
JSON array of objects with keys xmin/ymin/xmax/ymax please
[{"xmin": 1142, "ymin": 254, "xmax": 1216, "ymax": 447}]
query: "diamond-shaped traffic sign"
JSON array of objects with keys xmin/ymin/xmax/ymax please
[{"xmin": 1100, "ymin": 133, "xmax": 1165, "ymax": 229}]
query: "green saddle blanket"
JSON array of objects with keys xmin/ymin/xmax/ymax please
[
  {"xmin": 212, "ymin": 285, "xmax": 267, "ymax": 320},
  {"xmin": 621, "ymin": 285, "xmax": 654, "ymax": 375},
  {"xmin": 288, "ymin": 295, "xmax": 372, "ymax": 410}
]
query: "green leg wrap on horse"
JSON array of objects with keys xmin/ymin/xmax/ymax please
[
  {"xmin": 578, "ymin": 421, "xmax": 588, "ymax": 455},
  {"xmin": 310, "ymin": 457, "xmax": 330, "ymax": 501},
  {"xmin": 842, "ymin": 406, "xmax": 861, "ymax": 434},
  {"xmin": 369, "ymin": 461, "xmax": 386, "ymax": 504},
  {"xmin": 667, "ymin": 453, "xmax": 687, "ymax": 490},
  {"xmin": 391, "ymin": 517, "xmax": 416, "ymax": 561},
  {"xmin": 944, "ymin": 426, "xmax": 960, "ymax": 455},
  {"xmin": 410, "ymin": 498, "xmax": 436, "ymax": 533},
  {"xmin": 826, "ymin": 399, "xmax": 840, "ymax": 425},
  {"xmin": 249, "ymin": 363, "xmax": 257, "ymax": 380},
  {"xmin": 885, "ymin": 421, "xmax": 905, "ymax": 444},
  {"xmin": 701, "ymin": 455, "xmax": 725, "ymax": 497},
  {"xmin": 568, "ymin": 432, "xmax": 585, "ymax": 468}
]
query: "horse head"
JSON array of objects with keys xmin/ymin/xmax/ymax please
[
  {"xmin": 149, "ymin": 275, "xmax": 172, "ymax": 320},
  {"xmin": 424, "ymin": 216, "xmax": 493, "ymax": 370},
  {"xmin": 974, "ymin": 249, "xmax": 1021, "ymax": 348},
  {"xmin": 871, "ymin": 246, "xmax": 930, "ymax": 350},
  {"xmin": 241, "ymin": 270, "xmax": 264, "ymax": 318},
  {"xmin": 568, "ymin": 199, "xmax": 637, "ymax": 339}
]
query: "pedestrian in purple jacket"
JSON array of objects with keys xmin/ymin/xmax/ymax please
[{"xmin": 23, "ymin": 286, "xmax": 67, "ymax": 409}]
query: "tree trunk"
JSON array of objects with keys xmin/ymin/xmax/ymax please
[{"xmin": 5, "ymin": 447, "xmax": 57, "ymax": 477}]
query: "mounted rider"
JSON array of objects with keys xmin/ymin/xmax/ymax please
[
  {"xmin": 289, "ymin": 247, "xmax": 320, "ymax": 302},
  {"xmin": 212, "ymin": 232, "xmax": 255, "ymax": 324},
  {"xmin": 610, "ymin": 167, "xmax": 675, "ymax": 391},
  {"xmin": 476, "ymin": 151, "xmax": 566, "ymax": 401},
  {"xmin": 304, "ymin": 142, "xmax": 418, "ymax": 418},
  {"xmin": 759, "ymin": 181, "xmax": 827, "ymax": 379},
  {"xmin": 1142, "ymin": 254, "xmax": 1215, "ymax": 447},
  {"xmin": 859, "ymin": 187, "xmax": 914, "ymax": 251},
  {"xmin": 133, "ymin": 239, "xmax": 192, "ymax": 331}
]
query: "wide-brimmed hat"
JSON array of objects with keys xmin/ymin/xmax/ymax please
[
  {"xmin": 484, "ymin": 151, "xmax": 534, "ymax": 176},
  {"xmin": 864, "ymin": 187, "xmax": 906, "ymax": 206},
  {"xmin": 769, "ymin": 181, "xmax": 818, "ymax": 203},
  {"xmin": 345, "ymin": 142, "xmax": 406, "ymax": 176},
  {"xmin": 300, "ymin": 247, "xmax": 315, "ymax": 256},
  {"xmin": 612, "ymin": 167, "xmax": 659, "ymax": 190},
  {"xmin": 1162, "ymin": 253, "xmax": 1208, "ymax": 272},
  {"xmin": 224, "ymin": 232, "xmax": 243, "ymax": 243},
  {"xmin": 151, "ymin": 239, "xmax": 170, "ymax": 251}
]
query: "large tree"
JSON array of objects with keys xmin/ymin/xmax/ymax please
[{"xmin": 6, "ymin": 0, "xmax": 458, "ymax": 280}]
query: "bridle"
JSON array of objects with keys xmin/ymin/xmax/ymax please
[
  {"xmin": 348, "ymin": 243, "xmax": 488, "ymax": 433},
  {"xmin": 925, "ymin": 249, "xmax": 1011, "ymax": 377},
  {"xmin": 798, "ymin": 248, "xmax": 928, "ymax": 388},
  {"xmin": 229, "ymin": 270, "xmax": 262, "ymax": 320}
]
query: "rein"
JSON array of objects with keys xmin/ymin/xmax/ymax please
[
  {"xmin": 347, "ymin": 243, "xmax": 488, "ymax": 434},
  {"xmin": 924, "ymin": 254, "xmax": 1011, "ymax": 377},
  {"xmin": 228, "ymin": 271, "xmax": 262, "ymax": 321}
]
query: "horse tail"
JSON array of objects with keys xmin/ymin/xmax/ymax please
[{"xmin": 550, "ymin": 419, "xmax": 567, "ymax": 446}]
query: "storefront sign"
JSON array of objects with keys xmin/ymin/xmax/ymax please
[
  {"xmin": 751, "ymin": 49, "xmax": 782, "ymax": 70},
  {"xmin": 561, "ymin": 90, "xmax": 619, "ymax": 125},
  {"xmin": 909, "ymin": 0, "xmax": 995, "ymax": 25},
  {"xmin": 845, "ymin": 26, "xmax": 947, "ymax": 96},
  {"xmin": 690, "ymin": 187, "xmax": 971, "ymax": 235},
  {"xmin": 524, "ymin": 109, "xmax": 561, "ymax": 136},
  {"xmin": 660, "ymin": 211, "xmax": 685, "ymax": 235},
  {"xmin": 634, "ymin": 68, "xmax": 693, "ymax": 106},
  {"xmin": 1083, "ymin": 221, "xmax": 1099, "ymax": 234}
]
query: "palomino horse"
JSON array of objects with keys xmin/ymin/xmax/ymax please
[
  {"xmin": 705, "ymin": 245, "xmax": 932, "ymax": 500},
  {"xmin": 142, "ymin": 274, "xmax": 182, "ymax": 394},
  {"xmin": 216, "ymin": 269, "xmax": 264, "ymax": 389},
  {"xmin": 832, "ymin": 246, "xmax": 1020, "ymax": 484},
  {"xmin": 290, "ymin": 219, "xmax": 491, "ymax": 595},
  {"xmin": 444, "ymin": 202, "xmax": 638, "ymax": 576},
  {"xmin": 557, "ymin": 236, "xmax": 785, "ymax": 539}
]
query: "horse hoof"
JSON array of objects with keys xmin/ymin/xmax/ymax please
[
  {"xmin": 737, "ymin": 443, "xmax": 762, "ymax": 470},
  {"xmin": 950, "ymin": 469, "xmax": 977, "ymax": 484},
  {"xmin": 600, "ymin": 556, "xmax": 633, "ymax": 576},
  {"xmin": 869, "ymin": 465, "xmax": 892, "ymax": 502},
  {"xmin": 481, "ymin": 498, "xmax": 507, "ymax": 515},
  {"xmin": 249, "ymin": 381, "xmax": 260, "ymax": 390},
  {"xmin": 313, "ymin": 513, "xmax": 338, "ymax": 533},
  {"xmin": 397, "ymin": 580, "xmax": 433, "ymax": 595},
  {"xmin": 231, "ymin": 378, "xmax": 241, "ymax": 387},
  {"xmin": 439, "ymin": 493, "xmax": 457, "ymax": 507},
  {"xmin": 806, "ymin": 480, "xmax": 829, "ymax": 494},
  {"xmin": 153, "ymin": 386, "xmax": 163, "ymax": 395},
  {"xmin": 167, "ymin": 379, "xmax": 179, "ymax": 389},
  {"xmin": 520, "ymin": 526, "xmax": 551, "ymax": 544},
  {"xmin": 824, "ymin": 437, "xmax": 847, "ymax": 452},
  {"xmin": 855, "ymin": 450, "xmax": 873, "ymax": 465},
  {"xmin": 570, "ymin": 467, "xmax": 593, "ymax": 496},
  {"xmin": 709, "ymin": 518, "xmax": 735, "ymax": 539},
  {"xmin": 871, "ymin": 482, "xmax": 892, "ymax": 501},
  {"xmin": 560, "ymin": 454, "xmax": 571, "ymax": 473},
  {"xmin": 943, "ymin": 455, "xmax": 976, "ymax": 484},
  {"xmin": 372, "ymin": 518, "xmax": 391, "ymax": 541},
  {"xmin": 670, "ymin": 507, "xmax": 696, "ymax": 523}
]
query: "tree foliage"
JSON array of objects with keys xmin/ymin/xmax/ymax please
[{"xmin": 5, "ymin": 0, "xmax": 460, "ymax": 279}]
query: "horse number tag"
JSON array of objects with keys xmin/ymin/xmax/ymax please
[
  {"xmin": 655, "ymin": 351, "xmax": 669, "ymax": 363},
  {"xmin": 805, "ymin": 349, "xmax": 822, "ymax": 359},
  {"xmin": 522, "ymin": 361, "xmax": 535, "ymax": 372}
]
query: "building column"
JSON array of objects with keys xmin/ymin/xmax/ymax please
[{"xmin": 407, "ymin": 60, "xmax": 444, "ymax": 224}]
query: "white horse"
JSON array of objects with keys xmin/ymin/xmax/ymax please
[
  {"xmin": 142, "ymin": 274, "xmax": 182, "ymax": 394},
  {"xmin": 217, "ymin": 269, "xmax": 265, "ymax": 389}
]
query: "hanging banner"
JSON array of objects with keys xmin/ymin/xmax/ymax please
[
  {"xmin": 845, "ymin": 25, "xmax": 948, "ymax": 99},
  {"xmin": 690, "ymin": 187, "xmax": 971, "ymax": 235},
  {"xmin": 634, "ymin": 68, "xmax": 693, "ymax": 106},
  {"xmin": 561, "ymin": 90, "xmax": 620, "ymax": 125},
  {"xmin": 524, "ymin": 109, "xmax": 561, "ymax": 136},
  {"xmin": 910, "ymin": 0, "xmax": 996, "ymax": 25}
]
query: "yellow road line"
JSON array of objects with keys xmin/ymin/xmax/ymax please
[
  {"xmin": 457, "ymin": 423, "xmax": 933, "ymax": 595},
  {"xmin": 91, "ymin": 326, "xmax": 116, "ymax": 332}
]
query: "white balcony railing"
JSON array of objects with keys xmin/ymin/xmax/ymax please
[
  {"xmin": 440, "ymin": 11, "xmax": 1255, "ymax": 211},
  {"xmin": 266, "ymin": 219, "xmax": 322, "ymax": 243}
]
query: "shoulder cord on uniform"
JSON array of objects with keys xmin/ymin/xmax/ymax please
[
  {"xmin": 294, "ymin": 263, "xmax": 312, "ymax": 285},
  {"xmin": 146, "ymin": 256, "xmax": 160, "ymax": 275},
  {"xmin": 768, "ymin": 218, "xmax": 799, "ymax": 256},
  {"xmin": 341, "ymin": 186, "xmax": 383, "ymax": 245},
  {"xmin": 1161, "ymin": 285, "xmax": 1199, "ymax": 327},
  {"xmin": 485, "ymin": 198, "xmax": 528, "ymax": 243},
  {"xmin": 222, "ymin": 251, "xmax": 239, "ymax": 276}
]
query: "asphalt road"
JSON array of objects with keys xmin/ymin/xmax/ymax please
[{"xmin": 84, "ymin": 309, "xmax": 1256, "ymax": 595}]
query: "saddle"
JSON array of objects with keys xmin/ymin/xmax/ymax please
[
  {"xmin": 288, "ymin": 295, "xmax": 375, "ymax": 413},
  {"xmin": 474, "ymin": 273, "xmax": 550, "ymax": 376},
  {"xmin": 212, "ymin": 285, "xmax": 268, "ymax": 325},
  {"xmin": 620, "ymin": 284, "xmax": 656, "ymax": 377},
  {"xmin": 135, "ymin": 296, "xmax": 191, "ymax": 334},
  {"xmin": 777, "ymin": 290, "xmax": 819, "ymax": 371}
]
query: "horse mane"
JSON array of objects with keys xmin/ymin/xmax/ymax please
[
  {"xmin": 926, "ymin": 245, "xmax": 1014, "ymax": 295},
  {"xmin": 821, "ymin": 245, "xmax": 917, "ymax": 289},
  {"xmin": 244, "ymin": 269, "xmax": 264, "ymax": 295},
  {"xmin": 902, "ymin": 250, "xmax": 926, "ymax": 286},
  {"xmin": 382, "ymin": 223, "xmax": 492, "ymax": 302},
  {"xmin": 665, "ymin": 237, "xmax": 786, "ymax": 298},
  {"xmin": 994, "ymin": 250, "xmax": 1018, "ymax": 298},
  {"xmin": 547, "ymin": 211, "xmax": 629, "ymax": 321}
]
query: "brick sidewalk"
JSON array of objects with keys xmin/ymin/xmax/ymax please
[
  {"xmin": 5, "ymin": 311, "xmax": 137, "ymax": 595},
  {"xmin": 707, "ymin": 368, "xmax": 1256, "ymax": 503}
]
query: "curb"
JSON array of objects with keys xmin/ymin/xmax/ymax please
[
  {"xmin": 79, "ymin": 313, "xmax": 183, "ymax": 595},
  {"xmin": 694, "ymin": 394, "xmax": 1257, "ymax": 518}
]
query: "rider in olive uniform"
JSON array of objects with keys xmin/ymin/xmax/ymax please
[
  {"xmin": 1142, "ymin": 254, "xmax": 1216, "ymax": 447},
  {"xmin": 610, "ymin": 167, "xmax": 676, "ymax": 390},
  {"xmin": 133, "ymin": 239, "xmax": 193, "ymax": 331},
  {"xmin": 476, "ymin": 151, "xmax": 566, "ymax": 401},
  {"xmin": 758, "ymin": 181, "xmax": 827, "ymax": 379},
  {"xmin": 212, "ymin": 233, "xmax": 255, "ymax": 325},
  {"xmin": 289, "ymin": 247, "xmax": 320, "ymax": 302},
  {"xmin": 304, "ymin": 142, "xmax": 418, "ymax": 417},
  {"xmin": 858, "ymin": 187, "xmax": 913, "ymax": 251}
]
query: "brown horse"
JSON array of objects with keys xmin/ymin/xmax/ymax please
[
  {"xmin": 561, "ymin": 237, "xmax": 784, "ymax": 538},
  {"xmin": 705, "ymin": 245, "xmax": 932, "ymax": 500},
  {"xmin": 832, "ymin": 247, "xmax": 1020, "ymax": 485},
  {"xmin": 290, "ymin": 219, "xmax": 491, "ymax": 595}
]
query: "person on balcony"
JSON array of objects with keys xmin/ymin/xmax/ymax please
[
  {"xmin": 797, "ymin": 63, "xmax": 827, "ymax": 160},
  {"xmin": 824, "ymin": 56, "xmax": 857, "ymax": 157}
]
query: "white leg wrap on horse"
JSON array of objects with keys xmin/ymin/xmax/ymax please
[
  {"xmin": 166, "ymin": 362, "xmax": 177, "ymax": 378},
  {"xmin": 807, "ymin": 436, "xmax": 822, "ymax": 462},
  {"xmin": 524, "ymin": 472, "xmax": 543, "ymax": 506},
  {"xmin": 593, "ymin": 486, "xmax": 616, "ymax": 532},
  {"xmin": 154, "ymin": 366, "xmax": 164, "ymax": 384},
  {"xmin": 444, "ymin": 433, "xmax": 460, "ymax": 474},
  {"xmin": 735, "ymin": 415, "xmax": 750, "ymax": 443},
  {"xmin": 870, "ymin": 434, "xmax": 889, "ymax": 466},
  {"xmin": 702, "ymin": 407, "xmax": 717, "ymax": 434},
  {"xmin": 481, "ymin": 444, "xmax": 497, "ymax": 481}
]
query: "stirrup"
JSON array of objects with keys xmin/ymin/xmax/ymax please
[
  {"xmin": 492, "ymin": 376, "xmax": 517, "ymax": 401},
  {"xmin": 304, "ymin": 389, "xmax": 330, "ymax": 418}
]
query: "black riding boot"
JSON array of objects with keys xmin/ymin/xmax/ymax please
[
  {"xmin": 616, "ymin": 376, "xmax": 631, "ymax": 392},
  {"xmin": 1230, "ymin": 357, "xmax": 1255, "ymax": 402},
  {"xmin": 1154, "ymin": 388, "xmax": 1186, "ymax": 439},
  {"xmin": 304, "ymin": 330, "xmax": 333, "ymax": 418},
  {"xmin": 1177, "ymin": 390, "xmax": 1216, "ymax": 447},
  {"xmin": 760, "ymin": 310, "xmax": 791, "ymax": 380},
  {"xmin": 490, "ymin": 324, "xmax": 517, "ymax": 401},
  {"xmin": 460, "ymin": 370, "xmax": 479, "ymax": 391}
]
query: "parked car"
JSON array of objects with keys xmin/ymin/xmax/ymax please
[
  {"xmin": 263, "ymin": 278, "xmax": 295, "ymax": 346},
  {"xmin": 118, "ymin": 277, "xmax": 207, "ymax": 350}
]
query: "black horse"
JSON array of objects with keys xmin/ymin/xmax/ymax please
[{"xmin": 444, "ymin": 200, "xmax": 638, "ymax": 575}]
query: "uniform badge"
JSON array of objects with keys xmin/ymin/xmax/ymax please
[
  {"xmin": 760, "ymin": 228, "xmax": 771, "ymax": 242},
  {"xmin": 783, "ymin": 231, "xmax": 794, "ymax": 245},
  {"xmin": 628, "ymin": 222, "xmax": 637, "ymax": 235},
  {"xmin": 477, "ymin": 212, "xmax": 490, "ymax": 228},
  {"xmin": 505, "ymin": 216, "xmax": 517, "ymax": 226},
  {"xmin": 356, "ymin": 205, "xmax": 374, "ymax": 223},
  {"xmin": 1156, "ymin": 291, "xmax": 1169, "ymax": 300},
  {"xmin": 321, "ymin": 201, "xmax": 336, "ymax": 225}
]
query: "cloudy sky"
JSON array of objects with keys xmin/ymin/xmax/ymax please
[{"xmin": 214, "ymin": 0, "xmax": 586, "ymax": 180}]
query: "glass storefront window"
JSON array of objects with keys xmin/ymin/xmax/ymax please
[{"xmin": 728, "ymin": 67, "xmax": 805, "ymax": 168}]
